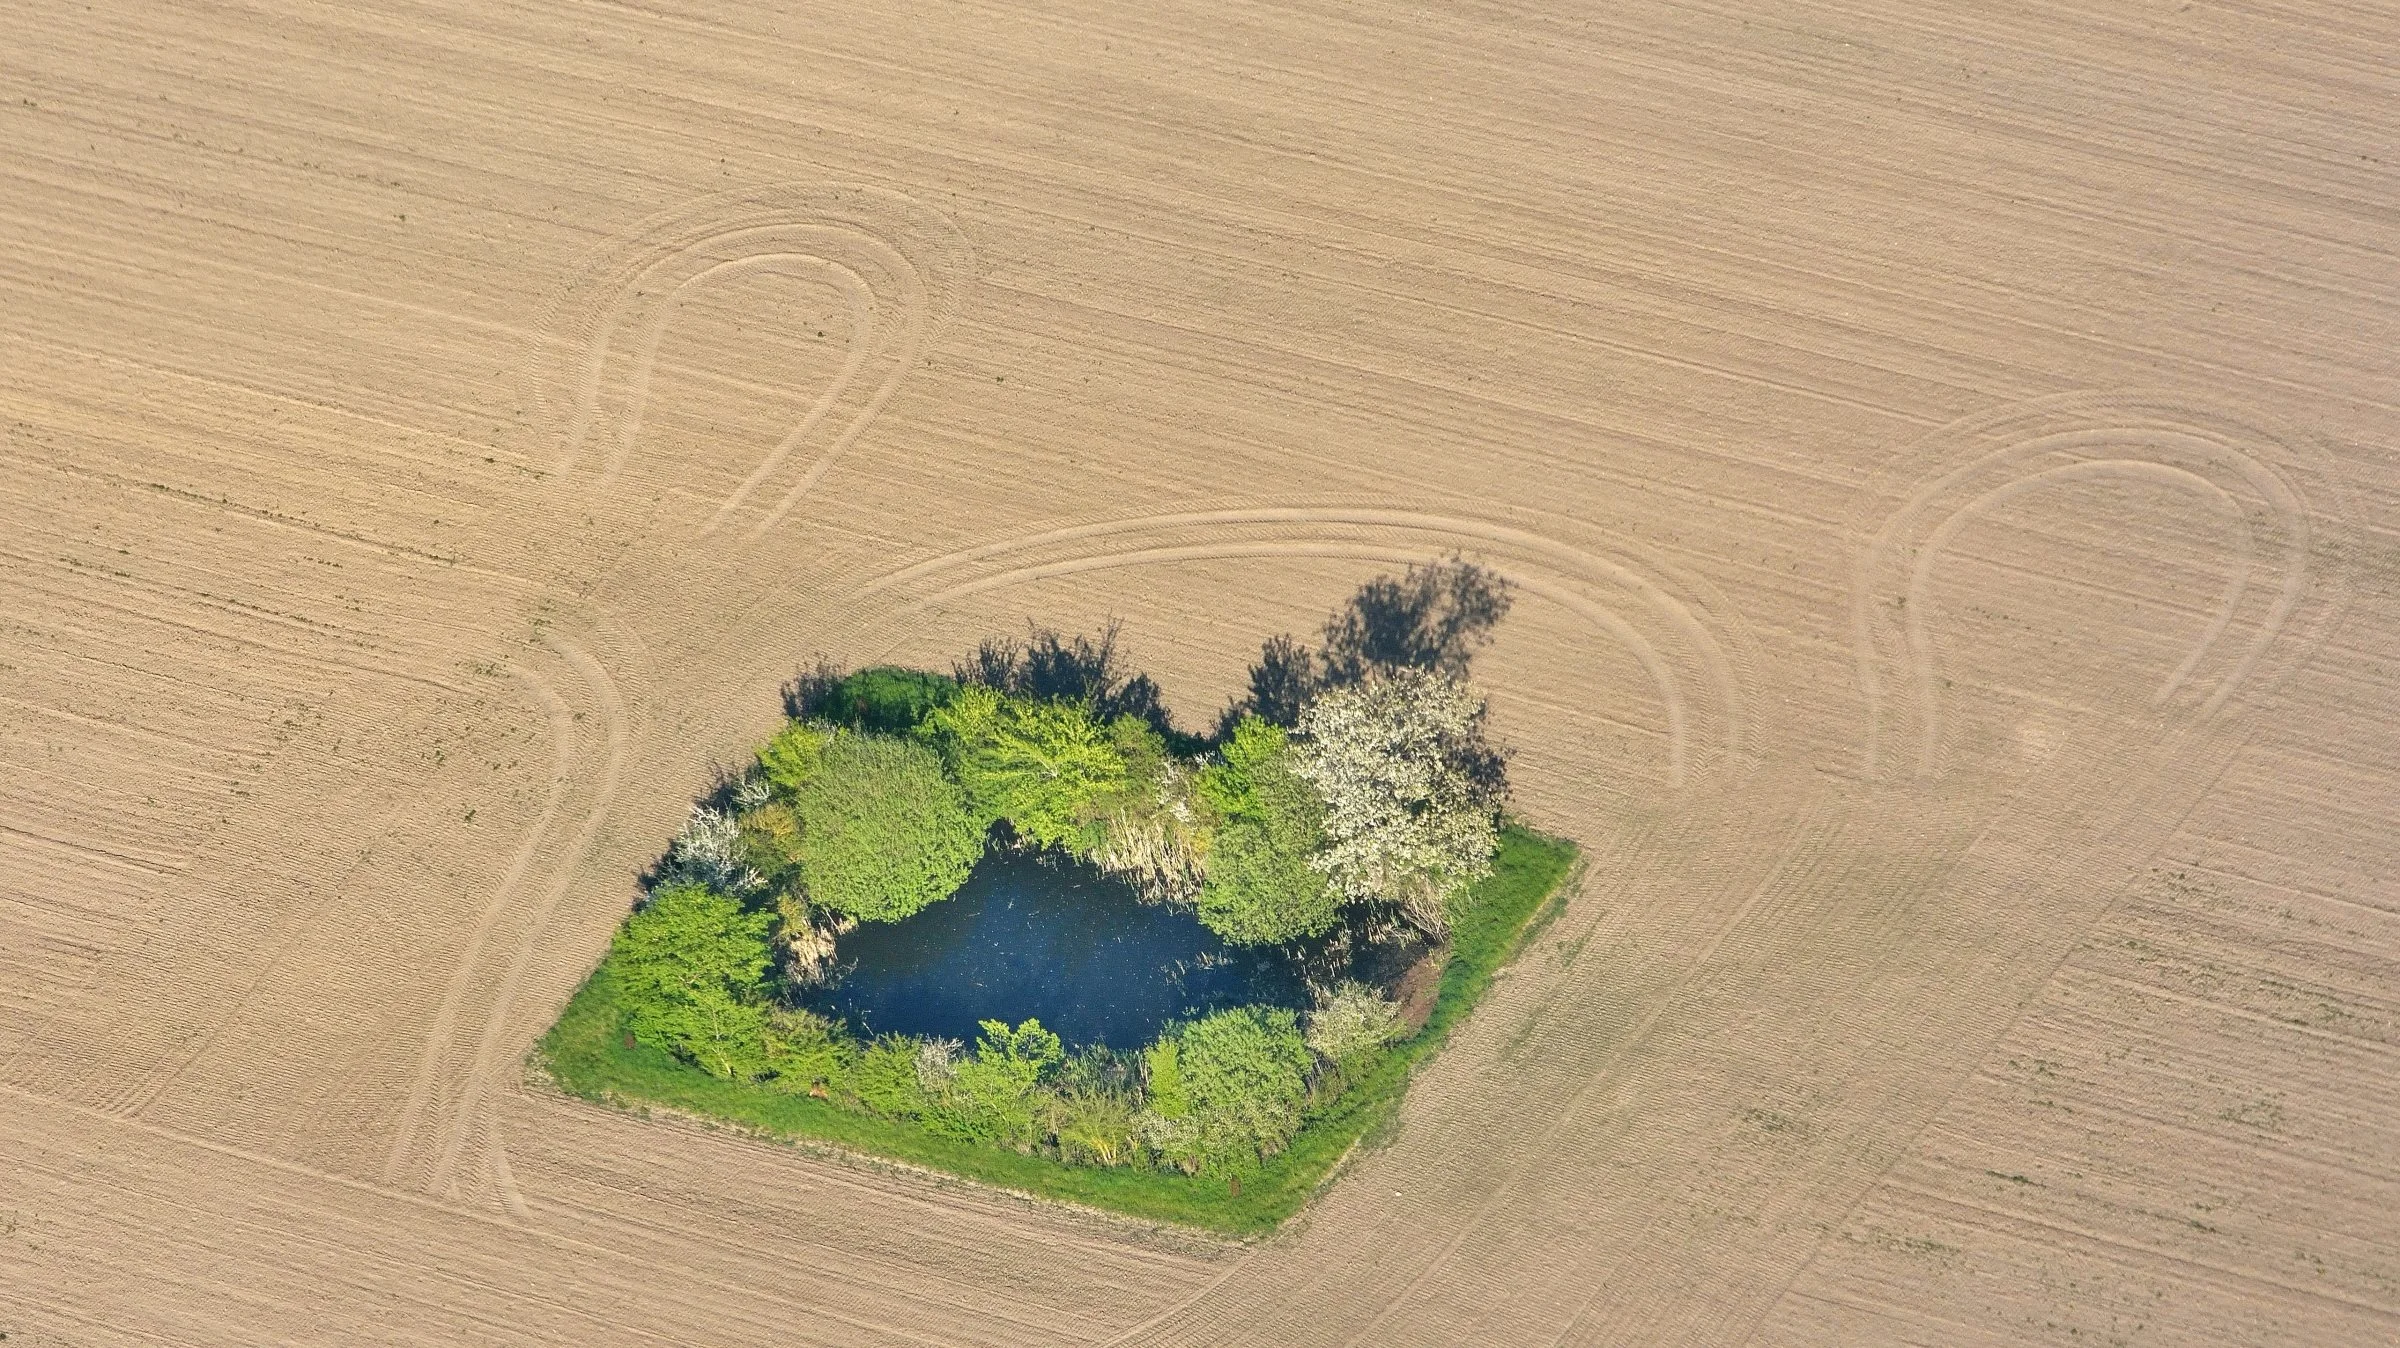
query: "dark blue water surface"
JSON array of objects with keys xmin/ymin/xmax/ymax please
[{"xmin": 805, "ymin": 848, "xmax": 1304, "ymax": 1050}]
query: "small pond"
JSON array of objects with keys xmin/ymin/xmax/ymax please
[{"xmin": 803, "ymin": 848, "xmax": 1306, "ymax": 1051}]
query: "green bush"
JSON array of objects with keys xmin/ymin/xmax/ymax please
[
  {"xmin": 933, "ymin": 1018, "xmax": 1064, "ymax": 1146},
  {"xmin": 1142, "ymin": 1005, "xmax": 1313, "ymax": 1172},
  {"xmin": 848, "ymin": 1034, "xmax": 935, "ymax": 1119},
  {"xmin": 1041, "ymin": 1084, "xmax": 1141, "ymax": 1167},
  {"xmin": 606, "ymin": 882, "xmax": 775, "ymax": 1080},
  {"xmin": 1304, "ymin": 979, "xmax": 1401, "ymax": 1067},
  {"xmin": 791, "ymin": 731, "xmax": 985, "ymax": 923},
  {"xmin": 1075, "ymin": 715, "xmax": 1209, "ymax": 901},
  {"xmin": 759, "ymin": 1007, "xmax": 852, "ymax": 1093},
  {"xmin": 755, "ymin": 720, "xmax": 830, "ymax": 796},
  {"xmin": 735, "ymin": 799, "xmax": 804, "ymax": 892},
  {"xmin": 919, "ymin": 685, "xmax": 1127, "ymax": 848},
  {"xmin": 819, "ymin": 667, "xmax": 959, "ymax": 734},
  {"xmin": 1193, "ymin": 717, "xmax": 1338, "ymax": 945}
]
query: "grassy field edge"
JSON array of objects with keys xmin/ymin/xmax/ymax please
[{"xmin": 533, "ymin": 824, "xmax": 1580, "ymax": 1235}]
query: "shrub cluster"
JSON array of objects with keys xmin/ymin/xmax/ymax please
[
  {"xmin": 587, "ymin": 557, "xmax": 1533, "ymax": 1181},
  {"xmin": 604, "ymin": 870, "xmax": 1390, "ymax": 1174}
]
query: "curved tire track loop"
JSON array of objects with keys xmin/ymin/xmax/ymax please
[
  {"xmin": 1103, "ymin": 394, "xmax": 2353, "ymax": 1348},
  {"xmin": 376, "ymin": 183, "xmax": 966, "ymax": 1212},
  {"xmin": 529, "ymin": 182, "xmax": 971, "ymax": 545},
  {"xmin": 381, "ymin": 622, "xmax": 632, "ymax": 1201},
  {"xmin": 26, "ymin": 187, "xmax": 977, "ymax": 1202},
  {"xmin": 1852, "ymin": 391, "xmax": 2347, "ymax": 782},
  {"xmin": 859, "ymin": 507, "xmax": 1762, "ymax": 792}
]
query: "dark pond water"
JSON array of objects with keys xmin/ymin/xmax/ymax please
[{"xmin": 803, "ymin": 848, "xmax": 1305, "ymax": 1051}]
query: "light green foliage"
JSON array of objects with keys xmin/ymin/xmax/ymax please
[
  {"xmin": 1193, "ymin": 717, "xmax": 1338, "ymax": 945},
  {"xmin": 791, "ymin": 731, "xmax": 984, "ymax": 923},
  {"xmin": 1079, "ymin": 715, "xmax": 1208, "ymax": 902},
  {"xmin": 1304, "ymin": 980, "xmax": 1402, "ymax": 1066},
  {"xmin": 760, "ymin": 1006, "xmax": 852, "ymax": 1092},
  {"xmin": 1043, "ymin": 1087, "xmax": 1140, "ymax": 1167},
  {"xmin": 1141, "ymin": 1036, "xmax": 1189, "ymax": 1118},
  {"xmin": 934, "ymin": 1018, "xmax": 1065, "ymax": 1146},
  {"xmin": 1140, "ymin": 1006, "xmax": 1313, "ymax": 1172},
  {"xmin": 608, "ymin": 882, "xmax": 775, "ymax": 1079},
  {"xmin": 756, "ymin": 719, "xmax": 831, "ymax": 797},
  {"xmin": 919, "ymin": 685, "xmax": 1127, "ymax": 849},
  {"xmin": 848, "ymin": 1034, "xmax": 936, "ymax": 1119},
  {"xmin": 736, "ymin": 799, "xmax": 803, "ymax": 892}
]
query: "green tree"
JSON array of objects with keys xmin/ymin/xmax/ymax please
[
  {"xmin": 607, "ymin": 882, "xmax": 775, "ymax": 1080},
  {"xmin": 816, "ymin": 666, "xmax": 959, "ymax": 733},
  {"xmin": 791, "ymin": 730, "xmax": 985, "ymax": 923},
  {"xmin": 1139, "ymin": 1006, "xmax": 1313, "ymax": 1172},
  {"xmin": 919, "ymin": 685, "xmax": 1127, "ymax": 849},
  {"xmin": 756, "ymin": 719, "xmax": 830, "ymax": 796},
  {"xmin": 935, "ymin": 1018, "xmax": 1065, "ymax": 1146},
  {"xmin": 1193, "ymin": 717, "xmax": 1338, "ymax": 945}
]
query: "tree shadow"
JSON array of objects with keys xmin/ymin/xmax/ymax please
[
  {"xmin": 1219, "ymin": 554, "xmax": 1513, "ymax": 733},
  {"xmin": 957, "ymin": 619, "xmax": 1181, "ymax": 739}
]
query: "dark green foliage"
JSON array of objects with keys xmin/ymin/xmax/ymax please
[
  {"xmin": 1193, "ymin": 717, "xmax": 1337, "ymax": 945},
  {"xmin": 606, "ymin": 882, "xmax": 775, "ymax": 1080},
  {"xmin": 918, "ymin": 686, "xmax": 1127, "ymax": 849},
  {"xmin": 812, "ymin": 666, "xmax": 961, "ymax": 734},
  {"xmin": 932, "ymin": 1018, "xmax": 1065, "ymax": 1146},
  {"xmin": 791, "ymin": 731, "xmax": 984, "ymax": 923}
]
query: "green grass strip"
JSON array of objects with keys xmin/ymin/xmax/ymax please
[{"xmin": 535, "ymin": 824, "xmax": 1578, "ymax": 1235}]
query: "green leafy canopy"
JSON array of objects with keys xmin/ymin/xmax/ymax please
[
  {"xmin": 607, "ymin": 882, "xmax": 775, "ymax": 1079},
  {"xmin": 918, "ymin": 685, "xmax": 1128, "ymax": 849},
  {"xmin": 792, "ymin": 730, "xmax": 985, "ymax": 923},
  {"xmin": 1193, "ymin": 716, "xmax": 1338, "ymax": 945}
]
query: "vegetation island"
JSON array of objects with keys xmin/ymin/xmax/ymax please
[{"xmin": 539, "ymin": 558, "xmax": 1579, "ymax": 1233}]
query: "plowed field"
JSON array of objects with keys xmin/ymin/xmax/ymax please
[{"xmin": 4, "ymin": 1, "xmax": 2396, "ymax": 1343}]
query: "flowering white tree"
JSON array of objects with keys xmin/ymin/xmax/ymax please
[
  {"xmin": 1304, "ymin": 979, "xmax": 1402, "ymax": 1064},
  {"xmin": 1291, "ymin": 669, "xmax": 1502, "ymax": 936},
  {"xmin": 663, "ymin": 804, "xmax": 763, "ymax": 895}
]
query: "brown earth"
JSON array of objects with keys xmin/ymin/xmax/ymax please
[
  {"xmin": 1393, "ymin": 947, "xmax": 1449, "ymax": 1037},
  {"xmin": 4, "ymin": 0, "xmax": 2397, "ymax": 1343}
]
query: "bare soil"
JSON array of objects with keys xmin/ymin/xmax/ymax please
[
  {"xmin": 1392, "ymin": 949, "xmax": 1448, "ymax": 1038},
  {"xmin": 4, "ymin": 0, "xmax": 2396, "ymax": 1343}
]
